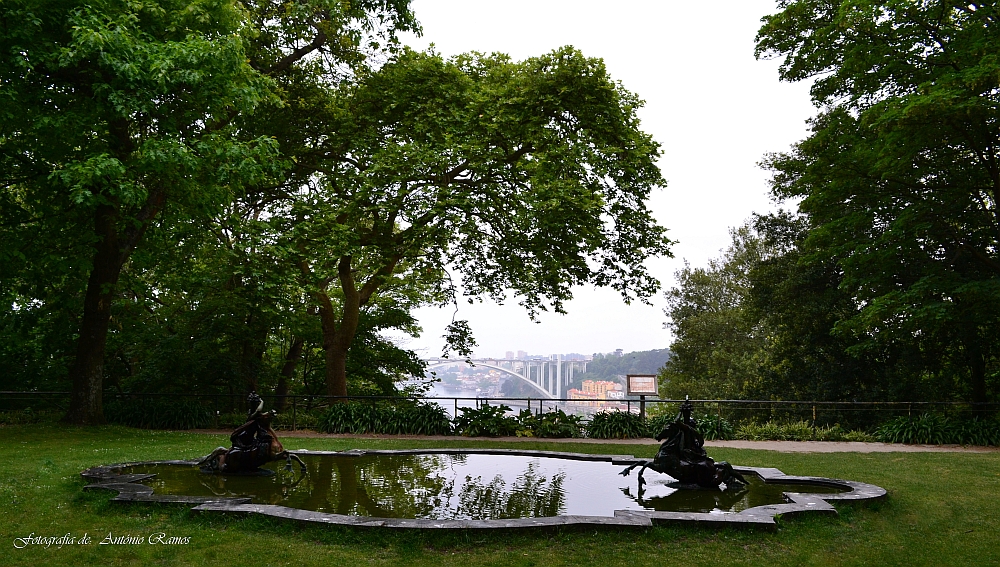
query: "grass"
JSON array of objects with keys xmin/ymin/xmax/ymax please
[{"xmin": 1, "ymin": 424, "xmax": 998, "ymax": 566}]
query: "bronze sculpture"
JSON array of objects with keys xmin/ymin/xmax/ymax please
[
  {"xmin": 621, "ymin": 396, "xmax": 746, "ymax": 490},
  {"xmin": 199, "ymin": 392, "xmax": 306, "ymax": 474}
]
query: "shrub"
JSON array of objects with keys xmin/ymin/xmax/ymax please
[
  {"xmin": 273, "ymin": 410, "xmax": 321, "ymax": 430},
  {"xmin": 876, "ymin": 413, "xmax": 1000, "ymax": 446},
  {"xmin": 586, "ymin": 410, "xmax": 646, "ymax": 439},
  {"xmin": 105, "ymin": 397, "xmax": 214, "ymax": 429},
  {"xmin": 453, "ymin": 404, "xmax": 519, "ymax": 437},
  {"xmin": 217, "ymin": 411, "xmax": 248, "ymax": 429},
  {"xmin": 693, "ymin": 413, "xmax": 735, "ymax": 441},
  {"xmin": 842, "ymin": 429, "xmax": 877, "ymax": 443},
  {"xmin": 0, "ymin": 408, "xmax": 61, "ymax": 425},
  {"xmin": 517, "ymin": 409, "xmax": 584, "ymax": 438},
  {"xmin": 733, "ymin": 420, "xmax": 872, "ymax": 442},
  {"xmin": 643, "ymin": 411, "xmax": 734, "ymax": 440},
  {"xmin": 318, "ymin": 401, "xmax": 452, "ymax": 435},
  {"xmin": 644, "ymin": 413, "xmax": 673, "ymax": 438}
]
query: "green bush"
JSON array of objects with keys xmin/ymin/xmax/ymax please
[
  {"xmin": 586, "ymin": 410, "xmax": 646, "ymax": 439},
  {"xmin": 0, "ymin": 408, "xmax": 61, "ymax": 425},
  {"xmin": 216, "ymin": 408, "xmax": 325, "ymax": 431},
  {"xmin": 644, "ymin": 413, "xmax": 672, "ymax": 437},
  {"xmin": 693, "ymin": 413, "xmax": 735, "ymax": 441},
  {"xmin": 105, "ymin": 397, "xmax": 214, "ymax": 430},
  {"xmin": 876, "ymin": 413, "xmax": 1000, "ymax": 446},
  {"xmin": 842, "ymin": 429, "xmax": 877, "ymax": 443},
  {"xmin": 217, "ymin": 411, "xmax": 248, "ymax": 429},
  {"xmin": 317, "ymin": 401, "xmax": 452, "ymax": 435},
  {"xmin": 733, "ymin": 420, "xmax": 873, "ymax": 442},
  {"xmin": 453, "ymin": 404, "xmax": 519, "ymax": 437},
  {"xmin": 645, "ymin": 412, "xmax": 734, "ymax": 440},
  {"xmin": 517, "ymin": 409, "xmax": 584, "ymax": 438},
  {"xmin": 273, "ymin": 410, "xmax": 320, "ymax": 430}
]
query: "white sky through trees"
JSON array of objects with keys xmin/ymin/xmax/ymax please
[{"xmin": 395, "ymin": 0, "xmax": 814, "ymax": 359}]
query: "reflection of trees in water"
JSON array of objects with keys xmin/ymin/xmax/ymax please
[
  {"xmin": 159, "ymin": 455, "xmax": 566, "ymax": 519},
  {"xmin": 301, "ymin": 454, "xmax": 455, "ymax": 518},
  {"xmin": 456, "ymin": 463, "xmax": 566, "ymax": 519}
]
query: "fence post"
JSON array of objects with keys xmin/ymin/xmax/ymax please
[{"xmin": 717, "ymin": 403, "xmax": 722, "ymax": 436}]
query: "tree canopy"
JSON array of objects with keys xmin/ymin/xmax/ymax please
[
  {"xmin": 269, "ymin": 47, "xmax": 672, "ymax": 397},
  {"xmin": 1, "ymin": 2, "xmax": 672, "ymax": 418},
  {"xmin": 746, "ymin": 0, "xmax": 1000, "ymax": 403},
  {"xmin": 0, "ymin": 0, "xmax": 418, "ymax": 422}
]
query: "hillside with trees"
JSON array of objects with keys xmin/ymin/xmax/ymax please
[{"xmin": 568, "ymin": 349, "xmax": 671, "ymax": 391}]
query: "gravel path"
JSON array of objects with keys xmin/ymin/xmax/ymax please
[{"xmin": 187, "ymin": 429, "xmax": 998, "ymax": 453}]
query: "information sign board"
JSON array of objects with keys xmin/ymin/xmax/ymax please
[{"xmin": 626, "ymin": 374, "xmax": 659, "ymax": 397}]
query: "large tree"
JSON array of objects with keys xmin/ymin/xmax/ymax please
[
  {"xmin": 271, "ymin": 48, "xmax": 672, "ymax": 397},
  {"xmin": 757, "ymin": 1, "xmax": 1000, "ymax": 404},
  {"xmin": 0, "ymin": 0, "xmax": 417, "ymax": 423}
]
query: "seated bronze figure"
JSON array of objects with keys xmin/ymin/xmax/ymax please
[
  {"xmin": 621, "ymin": 397, "xmax": 746, "ymax": 490},
  {"xmin": 199, "ymin": 392, "xmax": 306, "ymax": 474}
]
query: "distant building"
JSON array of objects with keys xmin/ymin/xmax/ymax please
[
  {"xmin": 517, "ymin": 350, "xmax": 527, "ymax": 359},
  {"xmin": 568, "ymin": 380, "xmax": 624, "ymax": 407},
  {"xmin": 614, "ymin": 349, "xmax": 624, "ymax": 357},
  {"xmin": 505, "ymin": 351, "xmax": 515, "ymax": 359},
  {"xmin": 567, "ymin": 388, "xmax": 599, "ymax": 406}
]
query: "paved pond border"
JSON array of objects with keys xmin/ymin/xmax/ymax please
[{"xmin": 81, "ymin": 448, "xmax": 886, "ymax": 531}]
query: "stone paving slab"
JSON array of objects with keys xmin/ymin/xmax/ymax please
[{"xmin": 185, "ymin": 429, "xmax": 999, "ymax": 453}]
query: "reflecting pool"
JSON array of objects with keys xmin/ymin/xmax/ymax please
[{"xmin": 124, "ymin": 453, "xmax": 844, "ymax": 520}]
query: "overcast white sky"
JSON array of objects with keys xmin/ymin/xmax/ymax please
[{"xmin": 394, "ymin": 0, "xmax": 816, "ymax": 359}]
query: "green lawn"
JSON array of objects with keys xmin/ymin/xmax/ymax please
[{"xmin": 2, "ymin": 424, "xmax": 997, "ymax": 566}]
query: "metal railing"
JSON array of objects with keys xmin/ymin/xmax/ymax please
[{"xmin": 2, "ymin": 391, "xmax": 996, "ymax": 431}]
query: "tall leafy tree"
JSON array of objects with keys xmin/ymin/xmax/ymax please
[
  {"xmin": 660, "ymin": 224, "xmax": 771, "ymax": 400},
  {"xmin": 0, "ymin": 0, "xmax": 418, "ymax": 423},
  {"xmin": 272, "ymin": 48, "xmax": 673, "ymax": 397},
  {"xmin": 757, "ymin": 1, "xmax": 1000, "ymax": 403},
  {"xmin": 660, "ymin": 214, "xmax": 926, "ymax": 404}
]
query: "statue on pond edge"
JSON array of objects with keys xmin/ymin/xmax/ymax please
[
  {"xmin": 199, "ymin": 392, "xmax": 306, "ymax": 475},
  {"xmin": 621, "ymin": 396, "xmax": 747, "ymax": 491}
]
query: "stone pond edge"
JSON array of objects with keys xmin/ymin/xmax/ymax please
[{"xmin": 80, "ymin": 448, "xmax": 887, "ymax": 531}]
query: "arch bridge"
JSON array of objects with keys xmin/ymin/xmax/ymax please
[{"xmin": 424, "ymin": 356, "xmax": 587, "ymax": 399}]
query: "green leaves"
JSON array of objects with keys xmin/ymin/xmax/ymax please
[
  {"xmin": 317, "ymin": 401, "xmax": 453, "ymax": 435},
  {"xmin": 585, "ymin": 410, "xmax": 647, "ymax": 439},
  {"xmin": 876, "ymin": 413, "xmax": 1000, "ymax": 446},
  {"xmin": 452, "ymin": 404, "xmax": 519, "ymax": 437},
  {"xmin": 756, "ymin": 1, "xmax": 1000, "ymax": 404}
]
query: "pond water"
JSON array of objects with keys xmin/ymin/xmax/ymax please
[{"xmin": 125, "ymin": 453, "xmax": 844, "ymax": 520}]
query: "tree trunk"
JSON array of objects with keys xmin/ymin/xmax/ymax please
[
  {"xmin": 965, "ymin": 336, "xmax": 988, "ymax": 405},
  {"xmin": 63, "ymin": 183, "xmax": 165, "ymax": 424},
  {"xmin": 274, "ymin": 336, "xmax": 304, "ymax": 411},
  {"xmin": 299, "ymin": 254, "xmax": 400, "ymax": 400},
  {"xmin": 314, "ymin": 287, "xmax": 355, "ymax": 399},
  {"xmin": 238, "ymin": 321, "xmax": 268, "ymax": 394},
  {"xmin": 63, "ymin": 204, "xmax": 122, "ymax": 425}
]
